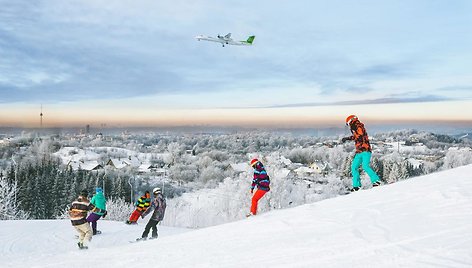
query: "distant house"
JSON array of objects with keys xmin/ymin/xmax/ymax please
[
  {"xmin": 80, "ymin": 161, "xmax": 103, "ymax": 171},
  {"xmin": 185, "ymin": 149, "xmax": 196, "ymax": 156},
  {"xmin": 106, "ymin": 159, "xmax": 128, "ymax": 169},
  {"xmin": 106, "ymin": 156, "xmax": 141, "ymax": 169},
  {"xmin": 138, "ymin": 163, "xmax": 153, "ymax": 174},
  {"xmin": 138, "ymin": 163, "xmax": 166, "ymax": 175},
  {"xmin": 122, "ymin": 156, "xmax": 141, "ymax": 167},
  {"xmin": 154, "ymin": 168, "xmax": 168, "ymax": 177},
  {"xmin": 309, "ymin": 161, "xmax": 331, "ymax": 175},
  {"xmin": 407, "ymin": 158, "xmax": 423, "ymax": 169},
  {"xmin": 295, "ymin": 161, "xmax": 330, "ymax": 177},
  {"xmin": 68, "ymin": 160, "xmax": 102, "ymax": 171}
]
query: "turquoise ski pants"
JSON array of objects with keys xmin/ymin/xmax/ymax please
[{"xmin": 351, "ymin": 151, "xmax": 380, "ymax": 187}]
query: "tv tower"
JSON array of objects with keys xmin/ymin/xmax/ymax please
[{"xmin": 40, "ymin": 104, "xmax": 43, "ymax": 128}]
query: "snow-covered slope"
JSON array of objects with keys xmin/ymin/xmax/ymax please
[{"xmin": 2, "ymin": 165, "xmax": 472, "ymax": 268}]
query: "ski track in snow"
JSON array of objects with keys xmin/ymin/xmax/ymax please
[{"xmin": 2, "ymin": 164, "xmax": 472, "ymax": 267}]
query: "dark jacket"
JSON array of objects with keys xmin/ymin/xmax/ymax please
[{"xmin": 142, "ymin": 193, "xmax": 166, "ymax": 222}]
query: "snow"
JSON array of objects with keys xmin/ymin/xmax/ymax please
[
  {"xmin": 229, "ymin": 162, "xmax": 250, "ymax": 172},
  {"xmin": 2, "ymin": 164, "xmax": 472, "ymax": 267},
  {"xmin": 385, "ymin": 141, "xmax": 429, "ymax": 154}
]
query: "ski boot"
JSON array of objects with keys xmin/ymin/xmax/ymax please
[
  {"xmin": 136, "ymin": 237, "xmax": 147, "ymax": 242},
  {"xmin": 77, "ymin": 242, "xmax": 88, "ymax": 250},
  {"xmin": 350, "ymin": 187, "xmax": 360, "ymax": 192},
  {"xmin": 372, "ymin": 181, "xmax": 381, "ymax": 187}
]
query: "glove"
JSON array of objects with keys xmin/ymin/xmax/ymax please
[
  {"xmin": 250, "ymin": 189, "xmax": 254, "ymax": 194},
  {"xmin": 341, "ymin": 137, "xmax": 349, "ymax": 143},
  {"xmin": 141, "ymin": 214, "xmax": 145, "ymax": 219},
  {"xmin": 103, "ymin": 211, "xmax": 107, "ymax": 218}
]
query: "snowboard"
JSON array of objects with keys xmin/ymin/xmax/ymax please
[
  {"xmin": 346, "ymin": 182, "xmax": 382, "ymax": 194},
  {"xmin": 129, "ymin": 237, "xmax": 157, "ymax": 243}
]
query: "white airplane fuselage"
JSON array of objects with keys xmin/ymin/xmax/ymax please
[{"xmin": 195, "ymin": 34, "xmax": 253, "ymax": 47}]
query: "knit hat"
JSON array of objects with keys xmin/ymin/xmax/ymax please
[
  {"xmin": 345, "ymin": 115, "xmax": 358, "ymax": 126},
  {"xmin": 96, "ymin": 187, "xmax": 103, "ymax": 193},
  {"xmin": 79, "ymin": 189, "xmax": 88, "ymax": 197},
  {"xmin": 153, "ymin": 187, "xmax": 161, "ymax": 195},
  {"xmin": 250, "ymin": 158, "xmax": 259, "ymax": 167}
]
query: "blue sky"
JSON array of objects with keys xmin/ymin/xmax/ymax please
[{"xmin": 0, "ymin": 0, "xmax": 471, "ymax": 127}]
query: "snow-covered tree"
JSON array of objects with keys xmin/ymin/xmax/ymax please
[
  {"xmin": 443, "ymin": 148, "xmax": 472, "ymax": 169},
  {"xmin": 0, "ymin": 176, "xmax": 28, "ymax": 220},
  {"xmin": 103, "ymin": 197, "xmax": 134, "ymax": 222}
]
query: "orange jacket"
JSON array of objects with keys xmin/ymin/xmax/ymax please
[{"xmin": 345, "ymin": 119, "xmax": 371, "ymax": 153}]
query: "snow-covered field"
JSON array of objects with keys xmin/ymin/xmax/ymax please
[{"xmin": 2, "ymin": 165, "xmax": 472, "ymax": 267}]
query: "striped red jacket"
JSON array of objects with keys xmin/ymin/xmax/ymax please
[{"xmin": 251, "ymin": 162, "xmax": 270, "ymax": 191}]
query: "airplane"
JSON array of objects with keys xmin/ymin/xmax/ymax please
[{"xmin": 195, "ymin": 33, "xmax": 255, "ymax": 47}]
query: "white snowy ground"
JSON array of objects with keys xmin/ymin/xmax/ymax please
[{"xmin": 2, "ymin": 164, "xmax": 472, "ymax": 268}]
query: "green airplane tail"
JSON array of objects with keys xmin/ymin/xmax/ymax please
[{"xmin": 246, "ymin": 36, "xmax": 255, "ymax": 44}]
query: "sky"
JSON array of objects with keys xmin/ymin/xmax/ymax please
[
  {"xmin": 2, "ymin": 164, "xmax": 472, "ymax": 267},
  {"xmin": 1, "ymin": 0, "xmax": 471, "ymax": 128}
]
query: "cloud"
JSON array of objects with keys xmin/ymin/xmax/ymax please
[
  {"xmin": 265, "ymin": 95, "xmax": 454, "ymax": 108},
  {"xmin": 1, "ymin": 0, "xmax": 471, "ymax": 109}
]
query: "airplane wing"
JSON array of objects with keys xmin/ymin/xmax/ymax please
[
  {"xmin": 195, "ymin": 35, "xmax": 224, "ymax": 43},
  {"xmin": 224, "ymin": 33, "xmax": 231, "ymax": 38}
]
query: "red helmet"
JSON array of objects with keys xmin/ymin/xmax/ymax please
[
  {"xmin": 345, "ymin": 115, "xmax": 358, "ymax": 126},
  {"xmin": 250, "ymin": 158, "xmax": 259, "ymax": 167}
]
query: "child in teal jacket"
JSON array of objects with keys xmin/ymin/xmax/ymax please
[{"xmin": 86, "ymin": 187, "xmax": 107, "ymax": 235}]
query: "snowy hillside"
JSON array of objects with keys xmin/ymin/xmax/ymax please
[{"xmin": 2, "ymin": 165, "xmax": 472, "ymax": 268}]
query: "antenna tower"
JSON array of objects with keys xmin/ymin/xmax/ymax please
[{"xmin": 40, "ymin": 104, "xmax": 43, "ymax": 128}]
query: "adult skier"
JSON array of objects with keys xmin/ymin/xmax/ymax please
[
  {"xmin": 136, "ymin": 187, "xmax": 166, "ymax": 241},
  {"xmin": 69, "ymin": 190, "xmax": 94, "ymax": 249},
  {"xmin": 87, "ymin": 187, "xmax": 107, "ymax": 235},
  {"xmin": 247, "ymin": 158, "xmax": 270, "ymax": 217},
  {"xmin": 126, "ymin": 190, "xmax": 151, "ymax": 224},
  {"xmin": 341, "ymin": 115, "xmax": 381, "ymax": 191}
]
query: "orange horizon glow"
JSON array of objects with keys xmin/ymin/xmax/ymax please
[{"xmin": 1, "ymin": 100, "xmax": 471, "ymax": 128}]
